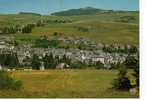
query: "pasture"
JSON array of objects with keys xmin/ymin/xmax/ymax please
[
  {"xmin": 0, "ymin": 12, "xmax": 139, "ymax": 45},
  {"xmin": 0, "ymin": 69, "xmax": 138, "ymax": 98}
]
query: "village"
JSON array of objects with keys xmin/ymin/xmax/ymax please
[{"xmin": 0, "ymin": 35, "xmax": 138, "ymax": 71}]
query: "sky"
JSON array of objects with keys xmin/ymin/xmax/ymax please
[{"xmin": 0, "ymin": 0, "xmax": 139, "ymax": 15}]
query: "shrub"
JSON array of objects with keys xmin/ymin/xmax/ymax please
[
  {"xmin": 95, "ymin": 61, "xmax": 104, "ymax": 69},
  {"xmin": 70, "ymin": 61, "xmax": 87, "ymax": 69},
  {"xmin": 124, "ymin": 55, "xmax": 138, "ymax": 68},
  {"xmin": 112, "ymin": 66, "xmax": 132, "ymax": 91},
  {"xmin": 132, "ymin": 57, "xmax": 139, "ymax": 88},
  {"xmin": 0, "ymin": 71, "xmax": 22, "ymax": 90}
]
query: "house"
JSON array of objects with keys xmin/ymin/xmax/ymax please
[
  {"xmin": 0, "ymin": 29, "xmax": 2, "ymax": 34},
  {"xmin": 23, "ymin": 67, "xmax": 33, "ymax": 71},
  {"xmin": 0, "ymin": 41, "xmax": 7, "ymax": 49},
  {"xmin": 0, "ymin": 64, "xmax": 2, "ymax": 70},
  {"xmin": 40, "ymin": 62, "xmax": 45, "ymax": 71},
  {"xmin": 56, "ymin": 63, "xmax": 70, "ymax": 69},
  {"xmin": 92, "ymin": 56, "xmax": 105, "ymax": 64}
]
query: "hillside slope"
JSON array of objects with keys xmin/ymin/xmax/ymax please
[{"xmin": 0, "ymin": 8, "xmax": 139, "ymax": 45}]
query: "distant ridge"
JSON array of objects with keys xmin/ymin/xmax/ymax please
[
  {"xmin": 51, "ymin": 7, "xmax": 105, "ymax": 16},
  {"xmin": 19, "ymin": 12, "xmax": 41, "ymax": 16},
  {"xmin": 51, "ymin": 7, "xmax": 138, "ymax": 16}
]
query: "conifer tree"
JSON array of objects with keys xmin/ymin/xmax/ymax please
[{"xmin": 112, "ymin": 66, "xmax": 132, "ymax": 91}]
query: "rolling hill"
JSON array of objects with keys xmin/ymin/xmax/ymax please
[
  {"xmin": 51, "ymin": 7, "xmax": 104, "ymax": 16},
  {"xmin": 0, "ymin": 7, "xmax": 139, "ymax": 45},
  {"xmin": 51, "ymin": 7, "xmax": 138, "ymax": 16}
]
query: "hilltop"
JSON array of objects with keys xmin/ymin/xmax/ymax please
[
  {"xmin": 51, "ymin": 7, "xmax": 103, "ymax": 16},
  {"xmin": 51, "ymin": 7, "xmax": 138, "ymax": 16},
  {"xmin": 19, "ymin": 12, "xmax": 41, "ymax": 16}
]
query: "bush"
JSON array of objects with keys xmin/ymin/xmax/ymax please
[
  {"xmin": 0, "ymin": 71, "xmax": 22, "ymax": 90},
  {"xmin": 124, "ymin": 55, "xmax": 138, "ymax": 68},
  {"xmin": 112, "ymin": 66, "xmax": 132, "ymax": 91},
  {"xmin": 132, "ymin": 58, "xmax": 139, "ymax": 88},
  {"xmin": 70, "ymin": 61, "xmax": 87, "ymax": 69},
  {"xmin": 95, "ymin": 61, "xmax": 104, "ymax": 69},
  {"xmin": 112, "ymin": 77, "xmax": 131, "ymax": 91}
]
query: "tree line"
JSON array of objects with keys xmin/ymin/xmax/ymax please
[
  {"xmin": 103, "ymin": 44, "xmax": 138, "ymax": 54},
  {"xmin": 0, "ymin": 19, "xmax": 72, "ymax": 34}
]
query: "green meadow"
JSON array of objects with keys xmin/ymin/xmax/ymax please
[
  {"xmin": 0, "ymin": 69, "xmax": 138, "ymax": 98},
  {"xmin": 0, "ymin": 11, "xmax": 139, "ymax": 45}
]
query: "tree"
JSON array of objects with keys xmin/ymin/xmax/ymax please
[
  {"xmin": 0, "ymin": 53, "xmax": 19, "ymax": 68},
  {"xmin": 8, "ymin": 26, "xmax": 17, "ymax": 34},
  {"xmin": 7, "ymin": 53, "xmax": 19, "ymax": 67},
  {"xmin": 95, "ymin": 61, "xmax": 104, "ymax": 69},
  {"xmin": 112, "ymin": 66, "xmax": 132, "ymax": 91},
  {"xmin": 124, "ymin": 55, "xmax": 138, "ymax": 68},
  {"xmin": 36, "ymin": 20, "xmax": 45, "ymax": 27},
  {"xmin": 43, "ymin": 53, "xmax": 56, "ymax": 69},
  {"xmin": 47, "ymin": 53, "xmax": 56, "ymax": 69},
  {"xmin": 31, "ymin": 54, "xmax": 41, "ymax": 70},
  {"xmin": 132, "ymin": 56, "xmax": 139, "ymax": 88},
  {"xmin": 43, "ymin": 54, "xmax": 49, "ymax": 68},
  {"xmin": 129, "ymin": 46, "xmax": 138, "ymax": 54},
  {"xmin": 59, "ymin": 55, "xmax": 71, "ymax": 68},
  {"xmin": 54, "ymin": 55, "xmax": 60, "ymax": 65},
  {"xmin": 22, "ymin": 24, "xmax": 33, "ymax": 33}
]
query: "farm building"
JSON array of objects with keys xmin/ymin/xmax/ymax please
[{"xmin": 56, "ymin": 63, "xmax": 70, "ymax": 69}]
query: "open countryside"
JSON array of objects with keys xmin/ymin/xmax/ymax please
[{"xmin": 0, "ymin": 0, "xmax": 139, "ymax": 98}]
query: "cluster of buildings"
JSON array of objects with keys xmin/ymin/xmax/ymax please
[{"xmin": 0, "ymin": 36, "xmax": 138, "ymax": 70}]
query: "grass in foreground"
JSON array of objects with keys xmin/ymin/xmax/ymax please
[{"xmin": 0, "ymin": 69, "xmax": 138, "ymax": 98}]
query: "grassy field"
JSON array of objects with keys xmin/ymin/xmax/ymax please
[
  {"xmin": 0, "ymin": 69, "xmax": 138, "ymax": 98},
  {"xmin": 0, "ymin": 11, "xmax": 139, "ymax": 45}
]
